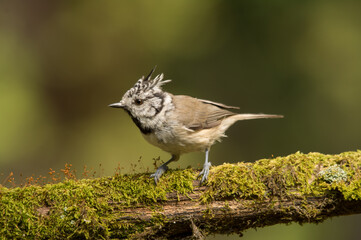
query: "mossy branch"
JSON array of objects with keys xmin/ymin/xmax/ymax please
[{"xmin": 1, "ymin": 151, "xmax": 361, "ymax": 239}]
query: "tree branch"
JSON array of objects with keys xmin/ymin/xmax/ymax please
[{"xmin": 1, "ymin": 151, "xmax": 361, "ymax": 239}]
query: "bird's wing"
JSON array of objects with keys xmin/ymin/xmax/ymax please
[{"xmin": 171, "ymin": 95, "xmax": 237, "ymax": 131}]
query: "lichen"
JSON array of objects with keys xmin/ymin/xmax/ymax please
[{"xmin": 319, "ymin": 164, "xmax": 348, "ymax": 183}]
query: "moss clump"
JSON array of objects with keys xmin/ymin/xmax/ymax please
[
  {"xmin": 0, "ymin": 169, "xmax": 195, "ymax": 239},
  {"xmin": 104, "ymin": 168, "xmax": 194, "ymax": 205},
  {"xmin": 200, "ymin": 163, "xmax": 266, "ymax": 203},
  {"xmin": 0, "ymin": 185, "xmax": 43, "ymax": 239},
  {"xmin": 201, "ymin": 151, "xmax": 361, "ymax": 203}
]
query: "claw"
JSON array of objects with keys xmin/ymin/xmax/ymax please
[
  {"xmin": 150, "ymin": 154, "xmax": 179, "ymax": 184},
  {"xmin": 198, "ymin": 162, "xmax": 211, "ymax": 184},
  {"xmin": 150, "ymin": 165, "xmax": 168, "ymax": 185}
]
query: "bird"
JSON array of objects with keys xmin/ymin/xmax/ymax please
[{"xmin": 109, "ymin": 67, "xmax": 283, "ymax": 184}]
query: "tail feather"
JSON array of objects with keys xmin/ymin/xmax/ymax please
[
  {"xmin": 218, "ymin": 113, "xmax": 283, "ymax": 135},
  {"xmin": 234, "ymin": 114, "xmax": 284, "ymax": 121}
]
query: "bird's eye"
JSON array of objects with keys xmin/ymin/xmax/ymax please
[{"xmin": 134, "ymin": 99, "xmax": 143, "ymax": 105}]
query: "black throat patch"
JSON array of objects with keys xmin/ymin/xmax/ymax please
[{"xmin": 124, "ymin": 109, "xmax": 153, "ymax": 134}]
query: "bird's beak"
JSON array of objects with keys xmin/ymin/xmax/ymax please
[{"xmin": 108, "ymin": 102, "xmax": 124, "ymax": 108}]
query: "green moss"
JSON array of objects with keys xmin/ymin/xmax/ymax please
[
  {"xmin": 0, "ymin": 151, "xmax": 360, "ymax": 239},
  {"xmin": 200, "ymin": 151, "xmax": 361, "ymax": 203},
  {"xmin": 0, "ymin": 185, "xmax": 43, "ymax": 239},
  {"xmin": 0, "ymin": 169, "xmax": 195, "ymax": 239},
  {"xmin": 150, "ymin": 212, "xmax": 168, "ymax": 228},
  {"xmin": 200, "ymin": 162, "xmax": 266, "ymax": 203}
]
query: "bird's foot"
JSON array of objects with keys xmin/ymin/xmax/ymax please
[
  {"xmin": 150, "ymin": 165, "xmax": 168, "ymax": 185},
  {"xmin": 198, "ymin": 162, "xmax": 211, "ymax": 185}
]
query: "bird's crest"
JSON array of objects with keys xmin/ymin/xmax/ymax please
[{"xmin": 127, "ymin": 66, "xmax": 171, "ymax": 97}]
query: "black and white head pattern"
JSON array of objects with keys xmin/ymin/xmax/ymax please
[{"xmin": 119, "ymin": 68, "xmax": 172, "ymax": 133}]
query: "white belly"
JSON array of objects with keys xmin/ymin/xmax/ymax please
[{"xmin": 142, "ymin": 126, "xmax": 225, "ymax": 155}]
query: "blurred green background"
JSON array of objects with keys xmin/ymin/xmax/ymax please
[{"xmin": 1, "ymin": 1, "xmax": 360, "ymax": 239}]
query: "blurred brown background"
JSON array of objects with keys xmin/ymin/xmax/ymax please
[{"xmin": 0, "ymin": 1, "xmax": 360, "ymax": 239}]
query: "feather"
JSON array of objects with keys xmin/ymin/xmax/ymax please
[{"xmin": 144, "ymin": 66, "xmax": 157, "ymax": 81}]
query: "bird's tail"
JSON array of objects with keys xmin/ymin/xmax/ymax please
[{"xmin": 217, "ymin": 113, "xmax": 283, "ymax": 137}]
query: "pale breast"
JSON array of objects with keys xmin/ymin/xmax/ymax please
[{"xmin": 142, "ymin": 123, "xmax": 226, "ymax": 155}]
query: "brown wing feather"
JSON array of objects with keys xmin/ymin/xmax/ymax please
[{"xmin": 171, "ymin": 95, "xmax": 237, "ymax": 131}]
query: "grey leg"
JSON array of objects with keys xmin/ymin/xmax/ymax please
[
  {"xmin": 150, "ymin": 154, "xmax": 179, "ymax": 184},
  {"xmin": 198, "ymin": 148, "xmax": 211, "ymax": 184}
]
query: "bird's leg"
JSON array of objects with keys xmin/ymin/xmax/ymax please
[
  {"xmin": 198, "ymin": 148, "xmax": 211, "ymax": 184},
  {"xmin": 150, "ymin": 154, "xmax": 179, "ymax": 184}
]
